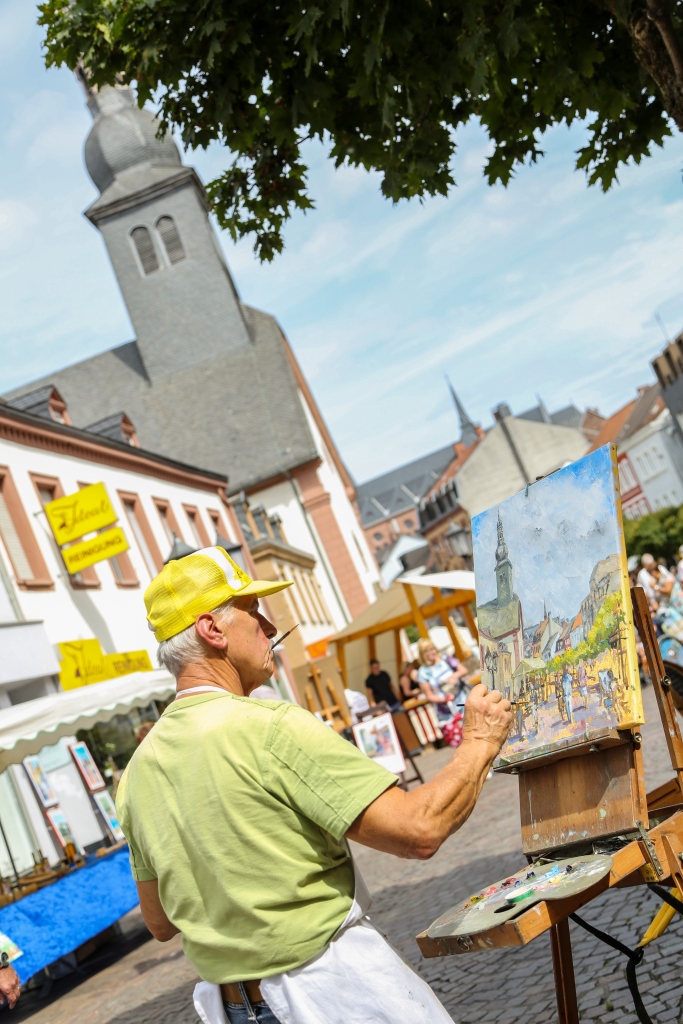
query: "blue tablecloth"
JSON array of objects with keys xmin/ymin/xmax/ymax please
[{"xmin": 0, "ymin": 847, "xmax": 138, "ymax": 983}]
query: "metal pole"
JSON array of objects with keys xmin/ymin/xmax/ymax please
[{"xmin": 0, "ymin": 816, "xmax": 19, "ymax": 885}]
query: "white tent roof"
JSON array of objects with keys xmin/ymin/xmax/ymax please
[
  {"xmin": 331, "ymin": 570, "xmax": 476, "ymax": 642},
  {"xmin": 0, "ymin": 670, "xmax": 175, "ymax": 770},
  {"xmin": 396, "ymin": 570, "xmax": 476, "ymax": 592}
]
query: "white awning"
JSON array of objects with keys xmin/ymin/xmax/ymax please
[
  {"xmin": 396, "ymin": 570, "xmax": 476, "ymax": 591},
  {"xmin": 0, "ymin": 670, "xmax": 175, "ymax": 771}
]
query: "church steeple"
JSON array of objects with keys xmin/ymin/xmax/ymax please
[
  {"xmin": 495, "ymin": 512, "xmax": 513, "ymax": 606},
  {"xmin": 445, "ymin": 376, "xmax": 479, "ymax": 448}
]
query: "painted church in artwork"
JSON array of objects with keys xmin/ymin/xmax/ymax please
[{"xmin": 477, "ymin": 514, "xmax": 524, "ymax": 693}]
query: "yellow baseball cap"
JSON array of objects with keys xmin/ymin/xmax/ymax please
[{"xmin": 144, "ymin": 546, "xmax": 293, "ymax": 642}]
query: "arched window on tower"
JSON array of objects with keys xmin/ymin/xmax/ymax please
[
  {"xmin": 130, "ymin": 226, "xmax": 159, "ymax": 276},
  {"xmin": 156, "ymin": 216, "xmax": 186, "ymax": 265}
]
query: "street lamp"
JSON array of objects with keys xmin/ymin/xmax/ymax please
[
  {"xmin": 484, "ymin": 646, "xmax": 498, "ymax": 688},
  {"xmin": 446, "ymin": 523, "xmax": 473, "ymax": 561}
]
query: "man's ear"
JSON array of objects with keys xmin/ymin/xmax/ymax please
[{"xmin": 194, "ymin": 613, "xmax": 229, "ymax": 651}]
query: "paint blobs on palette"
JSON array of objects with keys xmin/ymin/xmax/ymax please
[
  {"xmin": 464, "ymin": 862, "xmax": 580, "ymax": 910},
  {"xmin": 427, "ymin": 855, "xmax": 613, "ymax": 941}
]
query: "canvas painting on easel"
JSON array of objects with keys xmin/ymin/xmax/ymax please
[{"xmin": 472, "ymin": 443, "xmax": 643, "ymax": 765}]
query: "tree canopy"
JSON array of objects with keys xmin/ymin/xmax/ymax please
[
  {"xmin": 624, "ymin": 504, "xmax": 683, "ymax": 560},
  {"xmin": 39, "ymin": 0, "xmax": 683, "ymax": 259}
]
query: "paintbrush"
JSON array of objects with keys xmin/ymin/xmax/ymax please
[{"xmin": 270, "ymin": 623, "xmax": 300, "ymax": 650}]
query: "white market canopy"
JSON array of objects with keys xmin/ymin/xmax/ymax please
[{"xmin": 0, "ymin": 670, "xmax": 175, "ymax": 770}]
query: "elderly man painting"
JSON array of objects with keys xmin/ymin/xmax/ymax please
[{"xmin": 117, "ymin": 547, "xmax": 511, "ymax": 1024}]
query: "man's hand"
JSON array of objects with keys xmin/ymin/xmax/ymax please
[
  {"xmin": 0, "ymin": 965, "xmax": 21, "ymax": 1008},
  {"xmin": 461, "ymin": 683, "xmax": 512, "ymax": 756}
]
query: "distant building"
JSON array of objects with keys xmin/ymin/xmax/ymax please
[
  {"xmin": 358, "ymin": 378, "xmax": 482, "ymax": 566},
  {"xmin": 453, "ymin": 405, "xmax": 587, "ymax": 518},
  {"xmin": 618, "ymin": 452, "xmax": 651, "ymax": 520},
  {"xmin": 519, "ymin": 398, "xmax": 605, "ymax": 444},
  {"xmin": 589, "ymin": 383, "xmax": 683, "ymax": 516},
  {"xmin": 356, "ymin": 445, "xmax": 454, "ymax": 564}
]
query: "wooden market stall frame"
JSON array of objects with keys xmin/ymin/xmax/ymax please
[{"xmin": 334, "ymin": 582, "xmax": 478, "ymax": 689}]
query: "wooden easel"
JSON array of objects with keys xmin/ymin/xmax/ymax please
[
  {"xmin": 417, "ymin": 587, "xmax": 683, "ymax": 1024},
  {"xmin": 304, "ymin": 663, "xmax": 351, "ymax": 731}
]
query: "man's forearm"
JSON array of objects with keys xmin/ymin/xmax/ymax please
[
  {"xmin": 347, "ymin": 738, "xmax": 496, "ymax": 859},
  {"xmin": 409, "ymin": 738, "xmax": 494, "ymax": 853}
]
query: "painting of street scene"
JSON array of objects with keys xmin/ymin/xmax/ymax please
[{"xmin": 472, "ymin": 444, "xmax": 643, "ymax": 765}]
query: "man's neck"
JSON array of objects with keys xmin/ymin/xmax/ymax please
[{"xmin": 175, "ymin": 659, "xmax": 246, "ymax": 697}]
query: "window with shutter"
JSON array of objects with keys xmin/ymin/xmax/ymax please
[
  {"xmin": 0, "ymin": 469, "xmax": 52, "ymax": 588},
  {"xmin": 131, "ymin": 226, "xmax": 160, "ymax": 275},
  {"xmin": 0, "ymin": 494, "xmax": 32, "ymax": 580},
  {"xmin": 156, "ymin": 216, "xmax": 186, "ymax": 265}
]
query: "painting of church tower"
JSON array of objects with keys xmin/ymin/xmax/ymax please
[{"xmin": 476, "ymin": 513, "xmax": 524, "ymax": 692}]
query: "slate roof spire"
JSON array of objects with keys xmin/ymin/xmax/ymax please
[{"xmin": 445, "ymin": 375, "xmax": 479, "ymax": 448}]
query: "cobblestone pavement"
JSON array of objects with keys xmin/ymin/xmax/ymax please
[{"xmin": 19, "ymin": 685, "xmax": 683, "ymax": 1024}]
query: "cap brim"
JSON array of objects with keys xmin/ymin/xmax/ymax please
[{"xmin": 238, "ymin": 579, "xmax": 294, "ymax": 600}]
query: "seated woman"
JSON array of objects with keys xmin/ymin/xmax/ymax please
[
  {"xmin": 398, "ymin": 660, "xmax": 421, "ymax": 703},
  {"xmin": 416, "ymin": 639, "xmax": 468, "ymax": 721}
]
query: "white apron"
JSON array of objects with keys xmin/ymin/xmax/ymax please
[{"xmin": 193, "ymin": 862, "xmax": 453, "ymax": 1024}]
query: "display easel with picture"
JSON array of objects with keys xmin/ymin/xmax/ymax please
[{"xmin": 416, "ymin": 446, "xmax": 683, "ymax": 1024}]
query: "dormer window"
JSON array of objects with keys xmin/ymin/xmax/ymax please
[
  {"xmin": 131, "ymin": 226, "xmax": 159, "ymax": 275},
  {"xmin": 6, "ymin": 385, "xmax": 71, "ymax": 425},
  {"xmin": 120, "ymin": 414, "xmax": 139, "ymax": 447},
  {"xmin": 84, "ymin": 411, "xmax": 140, "ymax": 446},
  {"xmin": 156, "ymin": 216, "xmax": 185, "ymax": 265},
  {"xmin": 48, "ymin": 390, "xmax": 71, "ymax": 424}
]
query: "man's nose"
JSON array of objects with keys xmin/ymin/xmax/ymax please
[{"xmin": 258, "ymin": 612, "xmax": 277, "ymax": 640}]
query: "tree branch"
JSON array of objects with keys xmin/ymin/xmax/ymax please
[{"xmin": 645, "ymin": 0, "xmax": 683, "ymax": 84}]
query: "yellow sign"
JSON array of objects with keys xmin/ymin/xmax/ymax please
[
  {"xmin": 61, "ymin": 527, "xmax": 129, "ymax": 575},
  {"xmin": 59, "ymin": 639, "xmax": 154, "ymax": 690},
  {"xmin": 103, "ymin": 651, "xmax": 154, "ymax": 677},
  {"xmin": 44, "ymin": 482, "xmax": 117, "ymax": 545}
]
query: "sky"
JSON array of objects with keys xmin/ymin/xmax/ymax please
[
  {"xmin": 3, "ymin": 2, "xmax": 683, "ymax": 485},
  {"xmin": 472, "ymin": 446, "xmax": 619, "ymax": 625}
]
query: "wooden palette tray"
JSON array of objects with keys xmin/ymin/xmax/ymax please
[{"xmin": 417, "ymin": 806, "xmax": 683, "ymax": 957}]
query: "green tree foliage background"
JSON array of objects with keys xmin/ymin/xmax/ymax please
[
  {"xmin": 624, "ymin": 505, "xmax": 683, "ymax": 562},
  {"xmin": 38, "ymin": 0, "xmax": 683, "ymax": 259}
]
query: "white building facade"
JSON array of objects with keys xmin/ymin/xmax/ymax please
[
  {"xmin": 620, "ymin": 409, "xmax": 683, "ymax": 514},
  {"xmin": 0, "ymin": 400, "xmax": 302, "ymax": 705}
]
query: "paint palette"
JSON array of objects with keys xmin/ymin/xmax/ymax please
[{"xmin": 427, "ymin": 854, "xmax": 612, "ymax": 939}]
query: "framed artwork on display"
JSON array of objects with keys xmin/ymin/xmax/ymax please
[
  {"xmin": 46, "ymin": 808, "xmax": 83, "ymax": 853},
  {"xmin": 69, "ymin": 741, "xmax": 105, "ymax": 792},
  {"xmin": 22, "ymin": 755, "xmax": 59, "ymax": 808},
  {"xmin": 93, "ymin": 790, "xmax": 125, "ymax": 842},
  {"xmin": 352, "ymin": 712, "xmax": 406, "ymax": 775}
]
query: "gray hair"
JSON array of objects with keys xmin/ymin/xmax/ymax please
[{"xmin": 157, "ymin": 599, "xmax": 236, "ymax": 678}]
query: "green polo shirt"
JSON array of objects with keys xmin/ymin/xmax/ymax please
[{"xmin": 116, "ymin": 693, "xmax": 396, "ymax": 983}]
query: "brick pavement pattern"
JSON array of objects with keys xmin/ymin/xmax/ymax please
[{"xmin": 21, "ymin": 686, "xmax": 683, "ymax": 1023}]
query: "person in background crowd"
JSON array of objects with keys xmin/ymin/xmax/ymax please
[
  {"xmin": 364, "ymin": 660, "xmax": 401, "ymax": 711},
  {"xmin": 638, "ymin": 553, "xmax": 672, "ymax": 608},
  {"xmin": 416, "ymin": 640, "xmax": 466, "ymax": 721},
  {"xmin": 675, "ymin": 545, "xmax": 683, "ymax": 585},
  {"xmin": 651, "ymin": 564, "xmax": 683, "ymax": 641},
  {"xmin": 398, "ymin": 661, "xmax": 421, "ymax": 703},
  {"xmin": 344, "ymin": 687, "xmax": 371, "ymax": 724}
]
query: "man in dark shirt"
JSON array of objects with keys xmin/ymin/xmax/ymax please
[{"xmin": 365, "ymin": 660, "xmax": 401, "ymax": 710}]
